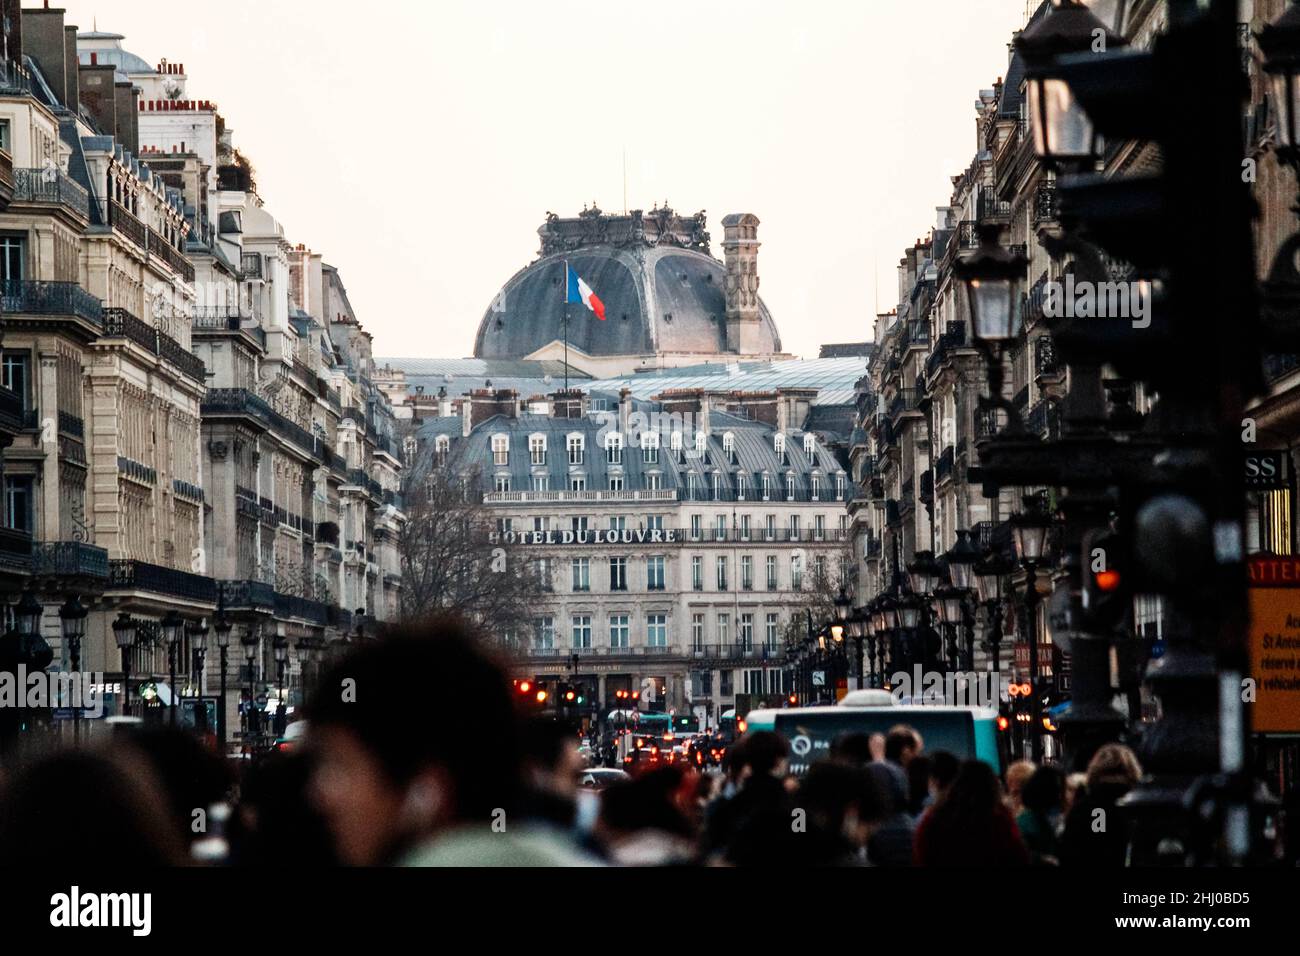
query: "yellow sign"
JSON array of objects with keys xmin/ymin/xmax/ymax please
[{"xmin": 1247, "ymin": 558, "xmax": 1300, "ymax": 734}]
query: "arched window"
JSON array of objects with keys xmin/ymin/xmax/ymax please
[
  {"xmin": 803, "ymin": 433, "xmax": 816, "ymax": 457},
  {"xmin": 695, "ymin": 432, "xmax": 708, "ymax": 455},
  {"xmin": 435, "ymin": 435, "xmax": 450, "ymax": 462},
  {"xmin": 774, "ymin": 433, "xmax": 786, "ymax": 457},
  {"xmin": 642, "ymin": 430, "xmax": 660, "ymax": 464},
  {"xmin": 567, "ymin": 433, "xmax": 585, "ymax": 465}
]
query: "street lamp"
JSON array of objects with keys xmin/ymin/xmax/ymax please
[
  {"xmin": 187, "ymin": 618, "xmax": 209, "ymax": 700},
  {"xmin": 112, "ymin": 612, "xmax": 137, "ymax": 717},
  {"xmin": 273, "ymin": 636, "xmax": 290, "ymax": 736},
  {"xmin": 1014, "ymin": 0, "xmax": 1126, "ymax": 165},
  {"xmin": 1011, "ymin": 500, "xmax": 1053, "ymax": 566},
  {"xmin": 1011, "ymin": 496, "xmax": 1054, "ymax": 762},
  {"xmin": 14, "ymin": 588, "xmax": 43, "ymax": 638},
  {"xmin": 161, "ymin": 611, "xmax": 183, "ymax": 726},
  {"xmin": 952, "ymin": 226, "xmax": 1030, "ymax": 344},
  {"xmin": 58, "ymin": 596, "xmax": 88, "ymax": 741},
  {"xmin": 242, "ymin": 626, "xmax": 260, "ymax": 751},
  {"xmin": 214, "ymin": 615, "xmax": 233, "ymax": 753}
]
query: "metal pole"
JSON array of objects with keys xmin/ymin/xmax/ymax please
[
  {"xmin": 218, "ymin": 646, "xmax": 227, "ymax": 753},
  {"xmin": 1025, "ymin": 563, "xmax": 1042, "ymax": 762}
]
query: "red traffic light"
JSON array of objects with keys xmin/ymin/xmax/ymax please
[
  {"xmin": 518, "ymin": 680, "xmax": 532, "ymax": 694},
  {"xmin": 1094, "ymin": 568, "xmax": 1121, "ymax": 592},
  {"xmin": 997, "ymin": 715, "xmax": 1010, "ymax": 732}
]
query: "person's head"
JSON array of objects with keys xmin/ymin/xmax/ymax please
[
  {"xmin": 117, "ymin": 723, "xmax": 234, "ymax": 850},
  {"xmin": 1085, "ymin": 743, "xmax": 1142, "ymax": 791},
  {"xmin": 1004, "ymin": 760, "xmax": 1037, "ymax": 809},
  {"xmin": 306, "ymin": 616, "xmax": 521, "ymax": 865},
  {"xmin": 521, "ymin": 718, "xmax": 585, "ymax": 799},
  {"xmin": 0, "ymin": 747, "xmax": 186, "ymax": 866},
  {"xmin": 735, "ymin": 731, "xmax": 789, "ymax": 783},
  {"xmin": 799, "ymin": 761, "xmax": 887, "ymax": 850},
  {"xmin": 864, "ymin": 761, "xmax": 908, "ymax": 816},
  {"xmin": 1021, "ymin": 765, "xmax": 1065, "ymax": 816},
  {"xmin": 934, "ymin": 760, "xmax": 1004, "ymax": 821},
  {"xmin": 596, "ymin": 766, "xmax": 696, "ymax": 846},
  {"xmin": 884, "ymin": 724, "xmax": 923, "ymax": 767},
  {"xmin": 829, "ymin": 732, "xmax": 875, "ymax": 767},
  {"xmin": 928, "ymin": 751, "xmax": 960, "ymax": 800},
  {"xmin": 232, "ymin": 750, "xmax": 338, "ymax": 866}
]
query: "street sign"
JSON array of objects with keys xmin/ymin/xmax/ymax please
[
  {"xmin": 811, "ymin": 671, "xmax": 826, "ymax": 687},
  {"xmin": 1247, "ymin": 556, "xmax": 1300, "ymax": 734}
]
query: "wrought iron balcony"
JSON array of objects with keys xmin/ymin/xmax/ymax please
[
  {"xmin": 976, "ymin": 192, "xmax": 1012, "ymax": 224},
  {"xmin": 147, "ymin": 226, "xmax": 196, "ymax": 282},
  {"xmin": 1033, "ymin": 180, "xmax": 1057, "ymax": 224},
  {"xmin": 109, "ymin": 200, "xmax": 149, "ymax": 252},
  {"xmin": 0, "ymin": 386, "xmax": 23, "ymax": 433},
  {"xmin": 118, "ymin": 456, "xmax": 157, "ymax": 485},
  {"xmin": 274, "ymin": 592, "xmax": 328, "ymax": 625},
  {"xmin": 2, "ymin": 280, "xmax": 103, "ymax": 326},
  {"xmin": 103, "ymin": 308, "xmax": 206, "ymax": 382},
  {"xmin": 58, "ymin": 410, "xmax": 84, "ymax": 439},
  {"xmin": 12, "ymin": 167, "xmax": 90, "ymax": 218},
  {"xmin": 1027, "ymin": 400, "xmax": 1062, "ymax": 441},
  {"xmin": 1034, "ymin": 334, "xmax": 1062, "ymax": 379},
  {"xmin": 201, "ymin": 388, "xmax": 325, "ymax": 462},
  {"xmin": 217, "ymin": 579, "xmax": 276, "ymax": 611},
  {"xmin": 34, "ymin": 541, "xmax": 110, "ymax": 579},
  {"xmin": 935, "ymin": 445, "xmax": 955, "ymax": 484},
  {"xmin": 109, "ymin": 559, "xmax": 217, "ymax": 603},
  {"xmin": 956, "ymin": 219, "xmax": 979, "ymax": 249}
]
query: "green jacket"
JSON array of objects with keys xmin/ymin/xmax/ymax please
[{"xmin": 399, "ymin": 824, "xmax": 602, "ymax": 867}]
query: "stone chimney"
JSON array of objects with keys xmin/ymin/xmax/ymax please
[
  {"xmin": 461, "ymin": 399, "xmax": 472, "ymax": 438},
  {"xmin": 2, "ymin": 1, "xmax": 22, "ymax": 64},
  {"xmin": 63, "ymin": 26, "xmax": 79, "ymax": 114},
  {"xmin": 115, "ymin": 81, "xmax": 140, "ymax": 154},
  {"xmin": 23, "ymin": 7, "xmax": 68, "ymax": 107},
  {"xmin": 437, "ymin": 386, "xmax": 452, "ymax": 418},
  {"xmin": 78, "ymin": 59, "xmax": 119, "ymax": 140},
  {"xmin": 721, "ymin": 213, "xmax": 762, "ymax": 354},
  {"xmin": 618, "ymin": 387, "xmax": 632, "ymax": 436}
]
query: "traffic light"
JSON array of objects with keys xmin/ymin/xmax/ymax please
[{"xmin": 1081, "ymin": 528, "xmax": 1130, "ymax": 632}]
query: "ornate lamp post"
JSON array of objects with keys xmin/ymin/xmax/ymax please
[
  {"xmin": 1015, "ymin": 0, "xmax": 1126, "ymax": 167},
  {"xmin": 906, "ymin": 550, "xmax": 946, "ymax": 672},
  {"xmin": 187, "ymin": 619, "xmax": 209, "ymax": 698},
  {"xmin": 1011, "ymin": 497, "xmax": 1054, "ymax": 762},
  {"xmin": 241, "ymin": 625, "xmax": 260, "ymax": 750},
  {"xmin": 214, "ymin": 616, "xmax": 233, "ymax": 752},
  {"xmin": 273, "ymin": 635, "xmax": 290, "ymax": 737},
  {"xmin": 112, "ymin": 612, "xmax": 137, "ymax": 718},
  {"xmin": 161, "ymin": 611, "xmax": 184, "ymax": 726},
  {"xmin": 944, "ymin": 529, "xmax": 981, "ymax": 670},
  {"xmin": 973, "ymin": 553, "xmax": 1012, "ymax": 677},
  {"xmin": 58, "ymin": 596, "xmax": 88, "ymax": 741}
]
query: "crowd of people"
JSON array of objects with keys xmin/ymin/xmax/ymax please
[{"xmin": 0, "ymin": 616, "xmax": 1156, "ymax": 866}]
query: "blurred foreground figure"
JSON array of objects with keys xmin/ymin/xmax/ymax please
[
  {"xmin": 0, "ymin": 748, "xmax": 187, "ymax": 866},
  {"xmin": 1059, "ymin": 744, "xmax": 1142, "ymax": 868},
  {"xmin": 306, "ymin": 617, "xmax": 598, "ymax": 866},
  {"xmin": 914, "ymin": 760, "xmax": 1029, "ymax": 867},
  {"xmin": 595, "ymin": 766, "xmax": 698, "ymax": 865}
]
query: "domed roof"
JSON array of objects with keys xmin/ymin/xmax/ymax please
[
  {"xmin": 474, "ymin": 208, "xmax": 781, "ymax": 361},
  {"xmin": 77, "ymin": 32, "xmax": 158, "ymax": 78}
]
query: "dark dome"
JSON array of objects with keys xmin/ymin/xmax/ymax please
[{"xmin": 474, "ymin": 245, "xmax": 781, "ymax": 360}]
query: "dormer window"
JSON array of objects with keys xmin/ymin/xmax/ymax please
[
  {"xmin": 567, "ymin": 434, "xmax": 585, "ymax": 466},
  {"xmin": 694, "ymin": 432, "xmax": 708, "ymax": 456},
  {"xmin": 736, "ymin": 473, "xmax": 747, "ymax": 501},
  {"xmin": 761, "ymin": 472, "xmax": 771, "ymax": 500},
  {"xmin": 642, "ymin": 431, "xmax": 660, "ymax": 464},
  {"xmin": 711, "ymin": 471, "xmax": 723, "ymax": 500},
  {"xmin": 402, "ymin": 436, "xmax": 418, "ymax": 460},
  {"xmin": 785, "ymin": 472, "xmax": 796, "ymax": 501},
  {"xmin": 774, "ymin": 433, "xmax": 786, "ymax": 459},
  {"xmin": 803, "ymin": 433, "xmax": 816, "ymax": 458},
  {"xmin": 811, "ymin": 474, "xmax": 822, "ymax": 501},
  {"xmin": 529, "ymin": 434, "xmax": 547, "ymax": 466},
  {"xmin": 836, "ymin": 473, "xmax": 846, "ymax": 500},
  {"xmin": 722, "ymin": 431, "xmax": 736, "ymax": 463},
  {"xmin": 605, "ymin": 432, "xmax": 624, "ymax": 465},
  {"xmin": 670, "ymin": 431, "xmax": 683, "ymax": 461},
  {"xmin": 435, "ymin": 435, "xmax": 450, "ymax": 463},
  {"xmin": 491, "ymin": 434, "xmax": 510, "ymax": 467}
]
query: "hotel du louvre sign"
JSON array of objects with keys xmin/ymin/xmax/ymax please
[{"xmin": 489, "ymin": 528, "xmax": 680, "ymax": 547}]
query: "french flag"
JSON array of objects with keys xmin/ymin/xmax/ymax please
[{"xmin": 565, "ymin": 262, "xmax": 606, "ymax": 321}]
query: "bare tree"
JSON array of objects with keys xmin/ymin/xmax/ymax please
[
  {"xmin": 398, "ymin": 458, "xmax": 548, "ymax": 649},
  {"xmin": 780, "ymin": 547, "xmax": 856, "ymax": 645}
]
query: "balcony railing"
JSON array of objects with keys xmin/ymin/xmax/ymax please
[
  {"xmin": 12, "ymin": 167, "xmax": 90, "ymax": 218},
  {"xmin": 0, "ymin": 526, "xmax": 32, "ymax": 565},
  {"xmin": 109, "ymin": 200, "xmax": 149, "ymax": 252},
  {"xmin": 218, "ymin": 579, "xmax": 276, "ymax": 611},
  {"xmin": 1034, "ymin": 334, "xmax": 1061, "ymax": 378},
  {"xmin": 200, "ymin": 388, "xmax": 325, "ymax": 462},
  {"xmin": 57, "ymin": 410, "xmax": 84, "ymax": 439},
  {"xmin": 274, "ymin": 592, "xmax": 328, "ymax": 625},
  {"xmin": 2, "ymin": 280, "xmax": 103, "ymax": 326},
  {"xmin": 102, "ymin": 307, "xmax": 206, "ymax": 382},
  {"xmin": 887, "ymin": 388, "xmax": 921, "ymax": 420},
  {"xmin": 109, "ymin": 559, "xmax": 217, "ymax": 603},
  {"xmin": 956, "ymin": 219, "xmax": 979, "ymax": 249},
  {"xmin": 34, "ymin": 541, "xmax": 110, "ymax": 579},
  {"xmin": 935, "ymin": 445, "xmax": 955, "ymax": 484},
  {"xmin": 976, "ymin": 192, "xmax": 1011, "ymax": 224},
  {"xmin": 147, "ymin": 226, "xmax": 196, "ymax": 282},
  {"xmin": 0, "ymin": 387, "xmax": 23, "ymax": 433},
  {"xmin": 1033, "ymin": 180, "xmax": 1057, "ymax": 224},
  {"xmin": 925, "ymin": 322, "xmax": 968, "ymax": 379},
  {"xmin": 484, "ymin": 489, "xmax": 678, "ymax": 504},
  {"xmin": 1027, "ymin": 400, "xmax": 1062, "ymax": 441}
]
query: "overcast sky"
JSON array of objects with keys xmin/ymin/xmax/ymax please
[{"xmin": 56, "ymin": 0, "xmax": 1033, "ymax": 360}]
